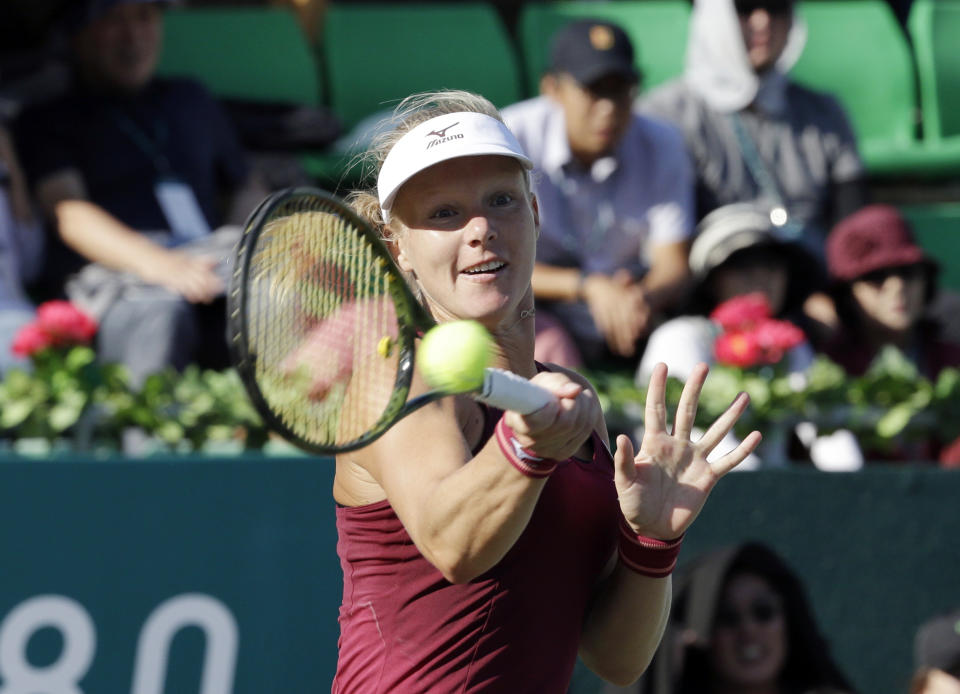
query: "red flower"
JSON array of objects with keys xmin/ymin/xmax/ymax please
[
  {"xmin": 753, "ymin": 319, "xmax": 805, "ymax": 364},
  {"xmin": 11, "ymin": 323, "xmax": 53, "ymax": 358},
  {"xmin": 714, "ymin": 331, "xmax": 762, "ymax": 367},
  {"xmin": 35, "ymin": 300, "xmax": 97, "ymax": 346},
  {"xmin": 710, "ymin": 292, "xmax": 772, "ymax": 332}
]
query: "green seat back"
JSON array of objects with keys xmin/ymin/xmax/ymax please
[
  {"xmin": 517, "ymin": 1, "xmax": 690, "ymax": 94},
  {"xmin": 908, "ymin": 0, "xmax": 960, "ymax": 141},
  {"xmin": 321, "ymin": 3, "xmax": 522, "ymax": 130},
  {"xmin": 900, "ymin": 203, "xmax": 960, "ymax": 292},
  {"xmin": 791, "ymin": 1, "xmax": 917, "ymax": 148},
  {"xmin": 157, "ymin": 7, "xmax": 321, "ymax": 105}
]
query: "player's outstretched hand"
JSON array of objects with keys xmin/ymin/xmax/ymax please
[{"xmin": 614, "ymin": 362, "xmax": 761, "ymax": 540}]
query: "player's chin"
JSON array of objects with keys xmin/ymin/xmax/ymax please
[{"xmin": 454, "ymin": 295, "xmax": 514, "ymax": 327}]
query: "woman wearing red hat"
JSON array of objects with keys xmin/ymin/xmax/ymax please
[
  {"xmin": 822, "ymin": 204, "xmax": 960, "ymax": 465},
  {"xmin": 824, "ymin": 204, "xmax": 959, "ymax": 378}
]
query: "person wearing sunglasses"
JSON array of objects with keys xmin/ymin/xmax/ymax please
[
  {"xmin": 822, "ymin": 205, "xmax": 960, "ymax": 380},
  {"xmin": 641, "ymin": 542, "xmax": 856, "ymax": 694},
  {"xmin": 637, "ymin": 0, "xmax": 867, "ymax": 275},
  {"xmin": 818, "ymin": 205, "xmax": 960, "ymax": 465}
]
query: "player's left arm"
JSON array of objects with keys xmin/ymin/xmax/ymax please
[
  {"xmin": 579, "ymin": 552, "xmax": 673, "ymax": 686},
  {"xmin": 579, "ymin": 363, "xmax": 759, "ymax": 686}
]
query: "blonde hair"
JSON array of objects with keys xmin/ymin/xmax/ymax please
[{"xmin": 345, "ymin": 89, "xmax": 519, "ymax": 241}]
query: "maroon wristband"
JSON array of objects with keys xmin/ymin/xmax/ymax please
[
  {"xmin": 617, "ymin": 515, "xmax": 684, "ymax": 578},
  {"xmin": 494, "ymin": 417, "xmax": 558, "ymax": 478}
]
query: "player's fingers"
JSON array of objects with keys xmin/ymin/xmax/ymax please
[
  {"xmin": 643, "ymin": 362, "xmax": 668, "ymax": 435},
  {"xmin": 709, "ymin": 430, "xmax": 762, "ymax": 476},
  {"xmin": 612, "ymin": 433, "xmax": 636, "ymax": 483},
  {"xmin": 696, "ymin": 392, "xmax": 751, "ymax": 453},
  {"xmin": 672, "ymin": 363, "xmax": 708, "ymax": 440},
  {"xmin": 528, "ymin": 370, "xmax": 583, "ymax": 400},
  {"xmin": 555, "ymin": 387, "xmax": 597, "ymax": 444}
]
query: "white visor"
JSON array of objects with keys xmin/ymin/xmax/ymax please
[{"xmin": 377, "ymin": 112, "xmax": 533, "ymax": 222}]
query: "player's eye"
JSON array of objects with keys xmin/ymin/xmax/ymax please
[
  {"xmin": 490, "ymin": 192, "xmax": 514, "ymax": 207},
  {"xmin": 429, "ymin": 206, "xmax": 457, "ymax": 220}
]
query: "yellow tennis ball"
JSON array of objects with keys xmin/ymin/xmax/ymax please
[{"xmin": 417, "ymin": 320, "xmax": 493, "ymax": 392}]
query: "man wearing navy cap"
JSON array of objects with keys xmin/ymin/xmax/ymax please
[
  {"xmin": 15, "ymin": 0, "xmax": 266, "ymax": 386},
  {"xmin": 503, "ymin": 19, "xmax": 694, "ymax": 369}
]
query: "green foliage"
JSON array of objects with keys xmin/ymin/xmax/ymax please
[
  {"xmin": 0, "ymin": 346, "xmax": 269, "ymax": 453},
  {"xmin": 584, "ymin": 346, "xmax": 960, "ymax": 456},
  {"xmin": 4, "ymin": 343, "xmax": 958, "ymax": 460}
]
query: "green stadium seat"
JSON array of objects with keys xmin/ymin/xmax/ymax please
[
  {"xmin": 516, "ymin": 1, "xmax": 691, "ymax": 95},
  {"xmin": 900, "ymin": 203, "xmax": 960, "ymax": 292},
  {"xmin": 908, "ymin": 0, "xmax": 960, "ymax": 142},
  {"xmin": 157, "ymin": 7, "xmax": 322, "ymax": 106},
  {"xmin": 320, "ymin": 3, "xmax": 523, "ymax": 131},
  {"xmin": 792, "ymin": 1, "xmax": 960, "ymax": 178},
  {"xmin": 790, "ymin": 1, "xmax": 924, "ymax": 176}
]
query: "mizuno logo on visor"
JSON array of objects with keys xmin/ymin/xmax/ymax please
[{"xmin": 425, "ymin": 121, "xmax": 464, "ymax": 149}]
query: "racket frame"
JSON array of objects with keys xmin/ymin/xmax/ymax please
[{"xmin": 229, "ymin": 187, "xmax": 443, "ymax": 453}]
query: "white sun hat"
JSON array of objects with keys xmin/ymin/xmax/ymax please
[{"xmin": 377, "ymin": 111, "xmax": 533, "ymax": 222}]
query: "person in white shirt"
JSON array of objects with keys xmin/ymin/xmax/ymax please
[{"xmin": 502, "ymin": 19, "xmax": 694, "ymax": 369}]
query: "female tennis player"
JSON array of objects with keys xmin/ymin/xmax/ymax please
[{"xmin": 333, "ymin": 90, "xmax": 761, "ymax": 692}]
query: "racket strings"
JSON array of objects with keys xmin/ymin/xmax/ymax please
[{"xmin": 246, "ymin": 200, "xmax": 404, "ymax": 448}]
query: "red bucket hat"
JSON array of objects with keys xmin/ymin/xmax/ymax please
[{"xmin": 826, "ymin": 204, "xmax": 936, "ymax": 282}]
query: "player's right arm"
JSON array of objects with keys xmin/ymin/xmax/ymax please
[{"xmin": 339, "ymin": 368, "xmax": 598, "ymax": 584}]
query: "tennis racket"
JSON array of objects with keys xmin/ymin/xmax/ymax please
[{"xmin": 228, "ymin": 187, "xmax": 554, "ymax": 454}]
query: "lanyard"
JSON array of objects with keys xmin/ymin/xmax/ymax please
[
  {"xmin": 727, "ymin": 112, "xmax": 802, "ymax": 240},
  {"xmin": 110, "ymin": 111, "xmax": 173, "ymax": 175}
]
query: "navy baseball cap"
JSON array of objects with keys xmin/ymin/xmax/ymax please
[
  {"xmin": 69, "ymin": 0, "xmax": 174, "ymax": 32},
  {"xmin": 549, "ymin": 19, "xmax": 640, "ymax": 86}
]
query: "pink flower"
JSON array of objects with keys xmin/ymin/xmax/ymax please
[
  {"xmin": 11, "ymin": 323, "xmax": 53, "ymax": 358},
  {"xmin": 714, "ymin": 331, "xmax": 762, "ymax": 368},
  {"xmin": 35, "ymin": 301, "xmax": 97, "ymax": 346},
  {"xmin": 710, "ymin": 293, "xmax": 772, "ymax": 332}
]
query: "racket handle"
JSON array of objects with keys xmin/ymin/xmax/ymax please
[{"xmin": 478, "ymin": 368, "xmax": 555, "ymax": 414}]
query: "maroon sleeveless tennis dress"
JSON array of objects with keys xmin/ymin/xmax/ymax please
[{"xmin": 332, "ymin": 406, "xmax": 619, "ymax": 693}]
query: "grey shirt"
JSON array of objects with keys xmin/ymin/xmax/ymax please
[{"xmin": 638, "ymin": 79, "xmax": 863, "ymax": 252}]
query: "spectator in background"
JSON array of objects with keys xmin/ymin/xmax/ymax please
[
  {"xmin": 0, "ymin": 123, "xmax": 43, "ymax": 374},
  {"xmin": 821, "ymin": 205, "xmax": 960, "ymax": 466},
  {"xmin": 502, "ymin": 19, "xmax": 694, "ymax": 370},
  {"xmin": 822, "ymin": 205, "xmax": 960, "ymax": 379},
  {"xmin": 911, "ymin": 608, "xmax": 960, "ymax": 694},
  {"xmin": 14, "ymin": 0, "xmax": 267, "ymax": 386},
  {"xmin": 642, "ymin": 542, "xmax": 856, "ymax": 694},
  {"xmin": 636, "ymin": 203, "xmax": 863, "ymax": 471},
  {"xmin": 638, "ymin": 0, "xmax": 867, "ymax": 272}
]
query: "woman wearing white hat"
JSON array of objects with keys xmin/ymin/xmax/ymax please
[{"xmin": 331, "ymin": 89, "xmax": 761, "ymax": 692}]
